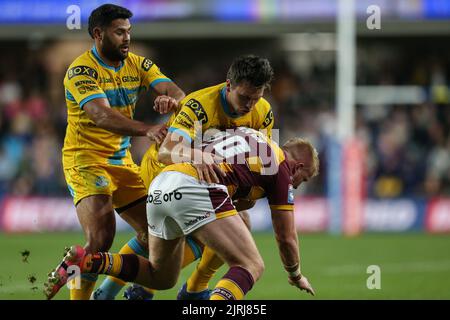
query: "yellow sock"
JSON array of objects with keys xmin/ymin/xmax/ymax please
[
  {"xmin": 210, "ymin": 279, "xmax": 244, "ymax": 300},
  {"xmin": 209, "ymin": 266, "xmax": 254, "ymax": 300},
  {"xmin": 69, "ymin": 274, "xmax": 97, "ymax": 300},
  {"xmin": 187, "ymin": 246, "xmax": 224, "ymax": 292},
  {"xmin": 182, "ymin": 236, "xmax": 204, "ymax": 268}
]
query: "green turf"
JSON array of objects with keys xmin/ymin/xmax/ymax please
[{"xmin": 0, "ymin": 232, "xmax": 449, "ymax": 300}]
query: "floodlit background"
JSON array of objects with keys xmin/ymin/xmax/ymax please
[{"xmin": 0, "ymin": 0, "xmax": 449, "ymax": 299}]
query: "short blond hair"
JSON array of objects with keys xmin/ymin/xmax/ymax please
[{"xmin": 282, "ymin": 137, "xmax": 320, "ymax": 177}]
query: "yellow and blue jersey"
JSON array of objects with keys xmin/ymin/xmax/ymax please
[
  {"xmin": 62, "ymin": 45, "xmax": 172, "ymax": 168},
  {"xmin": 168, "ymin": 82, "xmax": 274, "ymax": 143},
  {"xmin": 142, "ymin": 82, "xmax": 274, "ymax": 177}
]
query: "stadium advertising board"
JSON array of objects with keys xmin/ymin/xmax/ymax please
[
  {"xmin": 425, "ymin": 198, "xmax": 450, "ymax": 233},
  {"xmin": 0, "ymin": 197, "xmax": 130, "ymax": 232},
  {"xmin": 0, "ymin": 196, "xmax": 446, "ymax": 233}
]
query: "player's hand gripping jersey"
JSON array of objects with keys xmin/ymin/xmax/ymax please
[
  {"xmin": 63, "ymin": 46, "xmax": 172, "ymax": 168},
  {"xmin": 147, "ymin": 127, "xmax": 293, "ymax": 239},
  {"xmin": 141, "ymin": 83, "xmax": 275, "ymax": 188}
]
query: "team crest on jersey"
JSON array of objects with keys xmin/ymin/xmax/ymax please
[
  {"xmin": 185, "ymin": 99, "xmax": 208, "ymax": 124},
  {"xmin": 262, "ymin": 109, "xmax": 274, "ymax": 128},
  {"xmin": 141, "ymin": 58, "xmax": 153, "ymax": 71},
  {"xmin": 287, "ymin": 184, "xmax": 294, "ymax": 204},
  {"xmin": 68, "ymin": 65, "xmax": 98, "ymax": 80},
  {"xmin": 95, "ymin": 176, "xmax": 109, "ymax": 188}
]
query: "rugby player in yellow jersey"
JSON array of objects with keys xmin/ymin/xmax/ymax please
[
  {"xmin": 93, "ymin": 55, "xmax": 276, "ymax": 300},
  {"xmin": 44, "ymin": 4, "xmax": 185, "ymax": 300},
  {"xmin": 44, "ymin": 127, "xmax": 318, "ymax": 300}
]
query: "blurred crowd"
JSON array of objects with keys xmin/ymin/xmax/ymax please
[{"xmin": 0, "ymin": 38, "xmax": 449, "ymax": 199}]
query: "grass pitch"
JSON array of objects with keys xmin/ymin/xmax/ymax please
[{"xmin": 0, "ymin": 232, "xmax": 449, "ymax": 300}]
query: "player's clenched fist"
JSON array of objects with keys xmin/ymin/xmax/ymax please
[
  {"xmin": 289, "ymin": 274, "xmax": 315, "ymax": 296},
  {"xmin": 153, "ymin": 95, "xmax": 178, "ymax": 114},
  {"xmin": 146, "ymin": 124, "xmax": 168, "ymax": 144}
]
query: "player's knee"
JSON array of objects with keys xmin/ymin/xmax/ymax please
[{"xmin": 251, "ymin": 256, "xmax": 265, "ymax": 281}]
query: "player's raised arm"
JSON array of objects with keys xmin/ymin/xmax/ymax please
[
  {"xmin": 83, "ymin": 98, "xmax": 167, "ymax": 143},
  {"xmin": 270, "ymin": 209, "xmax": 315, "ymax": 296},
  {"xmin": 138, "ymin": 55, "xmax": 185, "ymax": 114}
]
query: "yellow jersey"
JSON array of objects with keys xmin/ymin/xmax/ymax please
[
  {"xmin": 62, "ymin": 46, "xmax": 171, "ymax": 168},
  {"xmin": 145, "ymin": 82, "xmax": 274, "ymax": 165}
]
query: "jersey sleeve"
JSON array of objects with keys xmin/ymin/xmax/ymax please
[
  {"xmin": 167, "ymin": 105, "xmax": 197, "ymax": 143},
  {"xmin": 266, "ymin": 160, "xmax": 294, "ymax": 211},
  {"xmin": 64, "ymin": 64, "xmax": 106, "ymax": 109},
  {"xmin": 259, "ymin": 106, "xmax": 274, "ymax": 139},
  {"xmin": 138, "ymin": 56, "xmax": 172, "ymax": 90},
  {"xmin": 168, "ymin": 98, "xmax": 209, "ymax": 143}
]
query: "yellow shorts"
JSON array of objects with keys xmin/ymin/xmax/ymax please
[
  {"xmin": 64, "ymin": 164, "xmax": 147, "ymax": 212},
  {"xmin": 140, "ymin": 147, "xmax": 166, "ymax": 190}
]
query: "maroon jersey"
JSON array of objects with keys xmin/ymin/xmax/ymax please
[{"xmin": 163, "ymin": 127, "xmax": 294, "ymax": 211}]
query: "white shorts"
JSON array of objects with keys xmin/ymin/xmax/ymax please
[{"xmin": 146, "ymin": 171, "xmax": 237, "ymax": 240}]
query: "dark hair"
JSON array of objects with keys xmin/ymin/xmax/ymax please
[
  {"xmin": 226, "ymin": 55, "xmax": 274, "ymax": 89},
  {"xmin": 88, "ymin": 4, "xmax": 133, "ymax": 39}
]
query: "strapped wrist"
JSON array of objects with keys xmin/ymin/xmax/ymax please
[
  {"xmin": 284, "ymin": 263, "xmax": 301, "ymax": 279},
  {"xmin": 287, "ymin": 268, "xmax": 302, "ymax": 279}
]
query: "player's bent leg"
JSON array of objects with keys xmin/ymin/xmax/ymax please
[
  {"xmin": 239, "ymin": 210, "xmax": 251, "ymax": 229},
  {"xmin": 77, "ymin": 194, "xmax": 116, "ymax": 253},
  {"xmin": 71, "ymin": 194, "xmax": 116, "ymax": 300},
  {"xmin": 45, "ymin": 234, "xmax": 185, "ymax": 299},
  {"xmin": 93, "ymin": 199, "xmax": 155, "ymax": 300},
  {"xmin": 182, "ymin": 209, "xmax": 252, "ymax": 299},
  {"xmin": 124, "ymin": 235, "xmax": 204, "ymax": 300},
  {"xmin": 119, "ymin": 199, "xmax": 149, "ymax": 248},
  {"xmin": 191, "ymin": 214, "xmax": 264, "ymax": 300},
  {"xmin": 89, "ymin": 234, "xmax": 184, "ymax": 290},
  {"xmin": 91, "ymin": 235, "xmax": 150, "ymax": 300}
]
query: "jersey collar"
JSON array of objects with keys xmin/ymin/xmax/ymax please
[
  {"xmin": 220, "ymin": 86, "xmax": 240, "ymax": 118},
  {"xmin": 91, "ymin": 45, "xmax": 124, "ymax": 72}
]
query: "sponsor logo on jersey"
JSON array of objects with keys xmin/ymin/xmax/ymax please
[
  {"xmin": 77, "ymin": 85, "xmax": 100, "ymax": 95},
  {"xmin": 147, "ymin": 189, "xmax": 183, "ymax": 204},
  {"xmin": 98, "ymin": 77, "xmax": 113, "ymax": 84},
  {"xmin": 179, "ymin": 111, "xmax": 195, "ymax": 124},
  {"xmin": 95, "ymin": 176, "xmax": 109, "ymax": 188},
  {"xmin": 175, "ymin": 117, "xmax": 194, "ymax": 129},
  {"xmin": 185, "ymin": 99, "xmax": 208, "ymax": 124},
  {"xmin": 184, "ymin": 212, "xmax": 211, "ymax": 227},
  {"xmin": 68, "ymin": 65, "xmax": 98, "ymax": 80},
  {"xmin": 141, "ymin": 58, "xmax": 153, "ymax": 71},
  {"xmin": 262, "ymin": 109, "xmax": 273, "ymax": 128},
  {"xmin": 74, "ymin": 80, "xmax": 96, "ymax": 87},
  {"xmin": 122, "ymin": 75, "xmax": 139, "ymax": 83}
]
